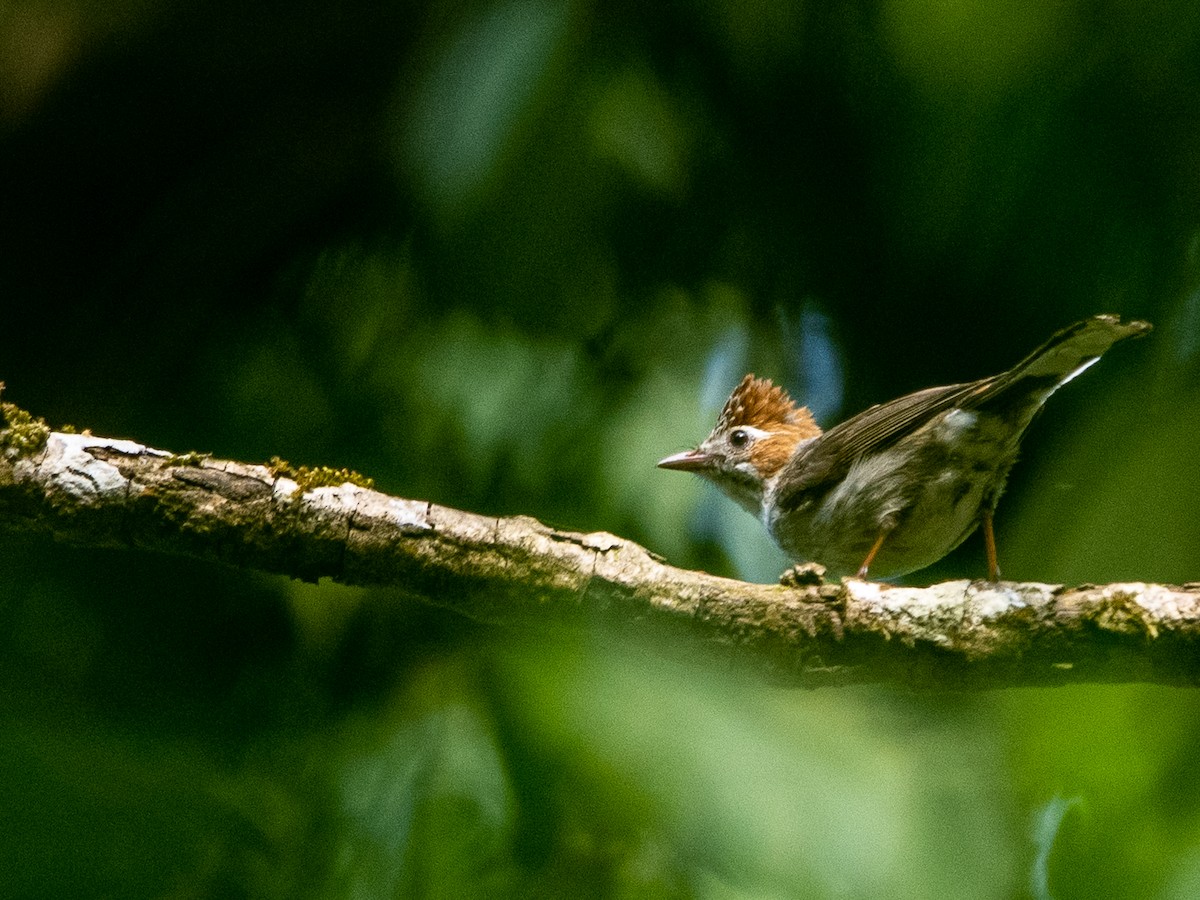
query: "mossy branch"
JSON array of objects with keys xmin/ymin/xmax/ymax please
[{"xmin": 2, "ymin": 395, "xmax": 1197, "ymax": 690}]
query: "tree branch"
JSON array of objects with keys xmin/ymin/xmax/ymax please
[{"xmin": 2, "ymin": 415, "xmax": 1197, "ymax": 689}]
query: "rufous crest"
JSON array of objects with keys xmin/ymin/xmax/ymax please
[{"xmin": 714, "ymin": 375, "xmax": 821, "ymax": 477}]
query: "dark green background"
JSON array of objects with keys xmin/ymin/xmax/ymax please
[{"xmin": 2, "ymin": 0, "xmax": 1199, "ymax": 897}]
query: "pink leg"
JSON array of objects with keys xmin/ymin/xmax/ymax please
[
  {"xmin": 983, "ymin": 510, "xmax": 1000, "ymax": 582},
  {"xmin": 857, "ymin": 530, "xmax": 889, "ymax": 580}
]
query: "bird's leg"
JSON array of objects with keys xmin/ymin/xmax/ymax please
[
  {"xmin": 983, "ymin": 510, "xmax": 1000, "ymax": 582},
  {"xmin": 856, "ymin": 529, "xmax": 890, "ymax": 579}
]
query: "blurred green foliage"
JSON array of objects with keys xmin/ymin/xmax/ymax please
[{"xmin": 2, "ymin": 0, "xmax": 1200, "ymax": 896}]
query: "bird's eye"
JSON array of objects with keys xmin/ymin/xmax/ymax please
[{"xmin": 729, "ymin": 429, "xmax": 750, "ymax": 448}]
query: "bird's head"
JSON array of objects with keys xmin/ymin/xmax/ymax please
[{"xmin": 658, "ymin": 374, "xmax": 821, "ymax": 514}]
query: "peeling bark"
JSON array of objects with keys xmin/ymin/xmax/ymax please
[{"xmin": 1, "ymin": 430, "xmax": 1197, "ymax": 689}]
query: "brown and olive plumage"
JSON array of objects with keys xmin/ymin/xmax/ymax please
[{"xmin": 659, "ymin": 314, "xmax": 1151, "ymax": 580}]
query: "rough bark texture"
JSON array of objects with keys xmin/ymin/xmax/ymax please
[{"xmin": 2, "ymin": 427, "xmax": 1197, "ymax": 689}]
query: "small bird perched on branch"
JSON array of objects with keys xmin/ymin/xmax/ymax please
[{"xmin": 659, "ymin": 314, "xmax": 1151, "ymax": 580}]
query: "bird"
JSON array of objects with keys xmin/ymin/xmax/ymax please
[{"xmin": 658, "ymin": 314, "xmax": 1151, "ymax": 581}]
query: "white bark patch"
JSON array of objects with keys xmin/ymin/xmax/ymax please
[
  {"xmin": 967, "ymin": 583, "xmax": 1041, "ymax": 619},
  {"xmin": 272, "ymin": 477, "xmax": 301, "ymax": 499},
  {"xmin": 303, "ymin": 484, "xmax": 369, "ymax": 516},
  {"xmin": 33, "ymin": 433, "xmax": 162, "ymax": 503},
  {"xmin": 303, "ymin": 484, "xmax": 432, "ymax": 531},
  {"xmin": 382, "ymin": 497, "xmax": 432, "ymax": 530}
]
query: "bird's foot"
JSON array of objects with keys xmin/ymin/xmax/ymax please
[{"xmin": 779, "ymin": 562, "xmax": 828, "ymax": 587}]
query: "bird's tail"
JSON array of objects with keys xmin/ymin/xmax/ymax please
[
  {"xmin": 965, "ymin": 313, "xmax": 1150, "ymax": 417},
  {"xmin": 1008, "ymin": 314, "xmax": 1151, "ymax": 385}
]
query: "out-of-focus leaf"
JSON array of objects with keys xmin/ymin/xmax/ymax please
[{"xmin": 396, "ymin": 0, "xmax": 572, "ymax": 214}]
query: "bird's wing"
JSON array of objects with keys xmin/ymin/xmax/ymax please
[
  {"xmin": 773, "ymin": 380, "xmax": 982, "ymax": 510},
  {"xmin": 772, "ymin": 314, "xmax": 1151, "ymax": 512}
]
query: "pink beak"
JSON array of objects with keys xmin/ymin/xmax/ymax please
[{"xmin": 657, "ymin": 449, "xmax": 712, "ymax": 472}]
